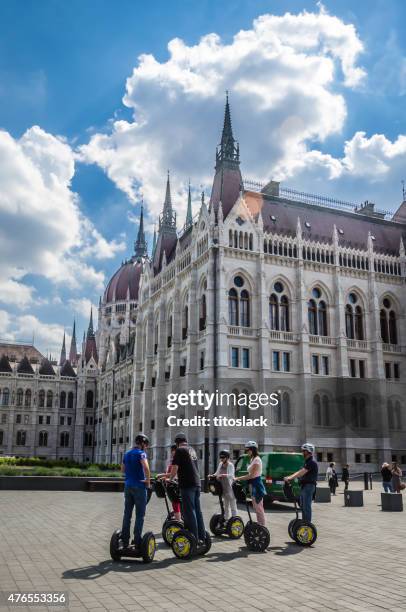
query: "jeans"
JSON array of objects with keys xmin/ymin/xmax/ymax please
[
  {"xmin": 383, "ymin": 482, "xmax": 393, "ymax": 493},
  {"xmin": 223, "ymin": 494, "xmax": 238, "ymax": 520},
  {"xmin": 300, "ymin": 483, "xmax": 316, "ymax": 523},
  {"xmin": 180, "ymin": 486, "xmax": 206, "ymax": 541},
  {"xmin": 121, "ymin": 486, "xmax": 147, "ymax": 546}
]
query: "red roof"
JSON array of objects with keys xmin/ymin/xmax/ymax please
[{"xmin": 104, "ymin": 259, "xmax": 143, "ymax": 303}]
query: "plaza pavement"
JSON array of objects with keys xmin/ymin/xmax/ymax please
[{"xmin": 0, "ymin": 483, "xmax": 405, "ymax": 612}]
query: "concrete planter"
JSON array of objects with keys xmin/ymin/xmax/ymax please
[
  {"xmin": 0, "ymin": 476, "xmax": 123, "ymax": 491},
  {"xmin": 344, "ymin": 490, "xmax": 363, "ymax": 507},
  {"xmin": 315, "ymin": 487, "xmax": 331, "ymax": 503},
  {"xmin": 381, "ymin": 492, "xmax": 403, "ymax": 512}
]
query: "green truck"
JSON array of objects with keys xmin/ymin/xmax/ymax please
[{"xmin": 234, "ymin": 451, "xmax": 303, "ymax": 502}]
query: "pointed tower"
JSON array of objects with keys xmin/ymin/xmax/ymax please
[
  {"xmin": 134, "ymin": 204, "xmax": 148, "ymax": 259},
  {"xmin": 153, "ymin": 172, "xmax": 178, "ymax": 272},
  {"xmin": 69, "ymin": 319, "xmax": 78, "ymax": 366},
  {"xmin": 59, "ymin": 332, "xmax": 66, "ymax": 366},
  {"xmin": 185, "ymin": 181, "xmax": 193, "ymax": 229},
  {"xmin": 84, "ymin": 309, "xmax": 98, "ymax": 364},
  {"xmin": 152, "ymin": 224, "xmax": 157, "ymax": 255},
  {"xmin": 210, "ymin": 93, "xmax": 243, "ymax": 219}
]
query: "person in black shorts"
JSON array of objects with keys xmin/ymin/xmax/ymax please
[
  {"xmin": 168, "ymin": 432, "xmax": 206, "ymax": 543},
  {"xmin": 284, "ymin": 442, "xmax": 318, "ymax": 523}
]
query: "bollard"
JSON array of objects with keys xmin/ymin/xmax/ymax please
[
  {"xmin": 363, "ymin": 472, "xmax": 369, "ymax": 490},
  {"xmin": 369, "ymin": 473, "xmax": 373, "ymax": 490},
  {"xmin": 381, "ymin": 493, "xmax": 403, "ymax": 511},
  {"xmin": 345, "ymin": 490, "xmax": 364, "ymax": 507}
]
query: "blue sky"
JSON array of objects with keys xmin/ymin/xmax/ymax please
[{"xmin": 0, "ymin": 0, "xmax": 405, "ymax": 355}]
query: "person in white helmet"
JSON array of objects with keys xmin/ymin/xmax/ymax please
[
  {"xmin": 235, "ymin": 441, "xmax": 266, "ymax": 526},
  {"xmin": 284, "ymin": 443, "xmax": 318, "ymax": 523}
]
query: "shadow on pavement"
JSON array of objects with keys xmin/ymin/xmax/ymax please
[
  {"xmin": 62, "ymin": 556, "xmax": 180, "ymax": 579},
  {"xmin": 270, "ymin": 542, "xmax": 305, "ymax": 556}
]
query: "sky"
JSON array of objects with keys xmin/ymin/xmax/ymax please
[{"xmin": 0, "ymin": 0, "xmax": 406, "ymax": 357}]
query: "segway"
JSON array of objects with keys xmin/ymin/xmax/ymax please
[
  {"xmin": 171, "ymin": 527, "xmax": 212, "ymax": 560},
  {"xmin": 153, "ymin": 478, "xmax": 184, "ymax": 546},
  {"xmin": 110, "ymin": 487, "xmax": 156, "ymax": 563},
  {"xmin": 208, "ymin": 477, "xmax": 244, "ymax": 539},
  {"xmin": 283, "ymin": 481, "xmax": 317, "ymax": 546},
  {"xmin": 233, "ymin": 482, "xmax": 270, "ymax": 552}
]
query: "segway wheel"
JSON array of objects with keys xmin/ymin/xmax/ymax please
[
  {"xmin": 141, "ymin": 532, "xmax": 156, "ymax": 563},
  {"xmin": 288, "ymin": 518, "xmax": 300, "ymax": 541},
  {"xmin": 197, "ymin": 531, "xmax": 212, "ymax": 556},
  {"xmin": 293, "ymin": 520, "xmax": 317, "ymax": 547},
  {"xmin": 110, "ymin": 529, "xmax": 122, "ymax": 562},
  {"xmin": 171, "ymin": 529, "xmax": 196, "ymax": 560},
  {"xmin": 209, "ymin": 513, "xmax": 224, "ymax": 536},
  {"xmin": 244, "ymin": 522, "xmax": 270, "ymax": 552},
  {"xmin": 226, "ymin": 516, "xmax": 244, "ymax": 539},
  {"xmin": 162, "ymin": 519, "xmax": 183, "ymax": 546}
]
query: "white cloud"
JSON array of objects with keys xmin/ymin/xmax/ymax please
[
  {"xmin": 79, "ymin": 7, "xmax": 366, "ymax": 221},
  {"xmin": 0, "ymin": 309, "xmax": 66, "ymax": 356},
  {"xmin": 0, "ymin": 125, "xmax": 125, "ymax": 307},
  {"xmin": 68, "ymin": 297, "xmax": 98, "ymax": 320}
]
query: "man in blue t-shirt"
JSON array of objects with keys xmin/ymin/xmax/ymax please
[
  {"xmin": 284, "ymin": 443, "xmax": 318, "ymax": 523},
  {"xmin": 120, "ymin": 433, "xmax": 151, "ymax": 549}
]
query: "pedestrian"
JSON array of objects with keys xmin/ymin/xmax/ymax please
[
  {"xmin": 326, "ymin": 462, "xmax": 337, "ymax": 495},
  {"xmin": 284, "ymin": 443, "xmax": 318, "ymax": 524},
  {"xmin": 341, "ymin": 464, "xmax": 350, "ymax": 490},
  {"xmin": 120, "ymin": 433, "xmax": 151, "ymax": 551},
  {"xmin": 381, "ymin": 462, "xmax": 393, "ymax": 493},
  {"xmin": 168, "ymin": 432, "xmax": 206, "ymax": 544},
  {"xmin": 391, "ymin": 461, "xmax": 402, "ymax": 494},
  {"xmin": 156, "ymin": 443, "xmax": 182, "ymax": 521},
  {"xmin": 210, "ymin": 449, "xmax": 238, "ymax": 520},
  {"xmin": 235, "ymin": 441, "xmax": 266, "ymax": 526}
]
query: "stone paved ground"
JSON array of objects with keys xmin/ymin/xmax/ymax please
[{"xmin": 0, "ymin": 483, "xmax": 405, "ymax": 612}]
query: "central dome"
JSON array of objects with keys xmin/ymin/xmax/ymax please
[{"xmin": 104, "ymin": 258, "xmax": 143, "ymax": 304}]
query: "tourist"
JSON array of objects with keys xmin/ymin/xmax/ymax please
[
  {"xmin": 168, "ymin": 432, "xmax": 206, "ymax": 543},
  {"xmin": 326, "ymin": 462, "xmax": 338, "ymax": 495},
  {"xmin": 284, "ymin": 443, "xmax": 318, "ymax": 523},
  {"xmin": 210, "ymin": 449, "xmax": 238, "ymax": 520},
  {"xmin": 235, "ymin": 441, "xmax": 266, "ymax": 526},
  {"xmin": 341, "ymin": 464, "xmax": 350, "ymax": 490},
  {"xmin": 120, "ymin": 433, "xmax": 151, "ymax": 550},
  {"xmin": 381, "ymin": 463, "xmax": 393, "ymax": 493},
  {"xmin": 157, "ymin": 443, "xmax": 181, "ymax": 521},
  {"xmin": 391, "ymin": 461, "xmax": 402, "ymax": 494}
]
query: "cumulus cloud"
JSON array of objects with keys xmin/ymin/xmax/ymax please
[
  {"xmin": 79, "ymin": 7, "xmax": 367, "ymax": 221},
  {"xmin": 0, "ymin": 126, "xmax": 125, "ymax": 307},
  {"xmin": 68, "ymin": 297, "xmax": 98, "ymax": 320},
  {"xmin": 0, "ymin": 309, "xmax": 66, "ymax": 356}
]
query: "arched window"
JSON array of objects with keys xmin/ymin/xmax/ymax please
[
  {"xmin": 280, "ymin": 295, "xmax": 289, "ymax": 331},
  {"xmin": 86, "ymin": 390, "xmax": 94, "ymax": 408},
  {"xmin": 269, "ymin": 282, "xmax": 290, "ymax": 332},
  {"xmin": 308, "ymin": 300, "xmax": 317, "ymax": 335},
  {"xmin": 16, "ymin": 430, "xmax": 26, "ymax": 446},
  {"xmin": 2, "ymin": 388, "xmax": 9, "ymax": 406},
  {"xmin": 240, "ymin": 290, "xmax": 250, "ymax": 327},
  {"xmin": 273, "ymin": 392, "xmax": 292, "ymax": 424},
  {"xmin": 60, "ymin": 391, "xmax": 66, "ymax": 409},
  {"xmin": 46, "ymin": 390, "xmax": 53, "ymax": 408},
  {"xmin": 24, "ymin": 389, "xmax": 31, "ymax": 407},
  {"xmin": 308, "ymin": 287, "xmax": 327, "ymax": 336},
  {"xmin": 38, "ymin": 389, "xmax": 45, "ymax": 408},
  {"xmin": 318, "ymin": 301, "xmax": 327, "ymax": 336},
  {"xmin": 345, "ymin": 305, "xmax": 354, "ymax": 339},
  {"xmin": 182, "ymin": 298, "xmax": 189, "ymax": 339},
  {"xmin": 346, "ymin": 293, "xmax": 364, "ymax": 340},
  {"xmin": 199, "ymin": 294, "xmax": 207, "ymax": 331},
  {"xmin": 269, "ymin": 294, "xmax": 278, "ymax": 330},
  {"xmin": 84, "ymin": 432, "xmax": 93, "ymax": 447},
  {"xmin": 313, "ymin": 394, "xmax": 322, "ymax": 425},
  {"xmin": 380, "ymin": 298, "xmax": 398, "ymax": 345},
  {"xmin": 355, "ymin": 306, "xmax": 364, "ymax": 340},
  {"xmin": 67, "ymin": 391, "xmax": 74, "ymax": 409},
  {"xmin": 167, "ymin": 313, "xmax": 173, "ymax": 348},
  {"xmin": 16, "ymin": 388, "xmax": 23, "ymax": 407},
  {"xmin": 0, "ymin": 430, "xmax": 3, "ymax": 445},
  {"xmin": 38, "ymin": 431, "xmax": 48, "ymax": 447},
  {"xmin": 60, "ymin": 431, "xmax": 69, "ymax": 447},
  {"xmin": 351, "ymin": 396, "xmax": 368, "ymax": 429},
  {"xmin": 228, "ymin": 289, "xmax": 239, "ymax": 326}
]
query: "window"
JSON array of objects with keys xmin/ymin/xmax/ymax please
[
  {"xmin": 388, "ymin": 399, "xmax": 402, "ymax": 430},
  {"xmin": 394, "ymin": 363, "xmax": 400, "ymax": 379},
  {"xmin": 16, "ymin": 388, "xmax": 23, "ymax": 406},
  {"xmin": 24, "ymin": 389, "xmax": 31, "ymax": 407},
  {"xmin": 359, "ymin": 360, "xmax": 365, "ymax": 379},
  {"xmin": 322, "ymin": 356, "xmax": 329, "ymax": 376},
  {"xmin": 269, "ymin": 283, "xmax": 290, "ymax": 331},
  {"xmin": 312, "ymin": 355, "xmax": 319, "ymax": 374},
  {"xmin": 67, "ymin": 417, "xmax": 72, "ymax": 426},
  {"xmin": 46, "ymin": 415, "xmax": 51, "ymax": 425},
  {"xmin": 308, "ymin": 288, "xmax": 327, "ymax": 336},
  {"xmin": 365, "ymin": 454, "xmax": 371, "ymax": 463},
  {"xmin": 229, "ymin": 280, "xmax": 250, "ymax": 327},
  {"xmin": 182, "ymin": 298, "xmax": 189, "ymax": 339},
  {"xmin": 200, "ymin": 351, "xmax": 205, "ymax": 370},
  {"xmin": 38, "ymin": 389, "xmax": 45, "ymax": 408},
  {"xmin": 60, "ymin": 416, "xmax": 65, "ymax": 425},
  {"xmin": 84, "ymin": 432, "xmax": 93, "ymax": 446},
  {"xmin": 199, "ymin": 293, "xmax": 207, "ymax": 331},
  {"xmin": 385, "ymin": 363, "xmax": 391, "ymax": 379},
  {"xmin": 67, "ymin": 392, "xmax": 74, "ymax": 409},
  {"xmin": 24, "ymin": 415, "xmax": 29, "ymax": 425},
  {"xmin": 316, "ymin": 452, "xmax": 323, "ymax": 462},
  {"xmin": 327, "ymin": 452, "xmax": 334, "ymax": 463},
  {"xmin": 151, "ymin": 419, "xmax": 155, "ymax": 430},
  {"xmin": 380, "ymin": 298, "xmax": 398, "ymax": 344},
  {"xmin": 345, "ymin": 293, "xmax": 364, "ymax": 340},
  {"xmin": 0, "ymin": 430, "xmax": 3, "ymax": 445},
  {"xmin": 86, "ymin": 390, "xmax": 94, "ymax": 408},
  {"xmin": 282, "ymin": 352, "xmax": 290, "ymax": 372},
  {"xmin": 60, "ymin": 391, "xmax": 66, "ymax": 409},
  {"xmin": 38, "ymin": 431, "xmax": 48, "ymax": 447},
  {"xmin": 46, "ymin": 390, "xmax": 53, "ymax": 408},
  {"xmin": 273, "ymin": 392, "xmax": 292, "ymax": 424},
  {"xmin": 240, "ymin": 290, "xmax": 250, "ymax": 327},
  {"xmin": 231, "ymin": 347, "xmax": 239, "ymax": 368},
  {"xmin": 355, "ymin": 453, "xmax": 361, "ymax": 463},
  {"xmin": 16, "ymin": 431, "xmax": 26, "ymax": 446},
  {"xmin": 38, "ymin": 415, "xmax": 43, "ymax": 425},
  {"xmin": 351, "ymin": 396, "xmax": 368, "ymax": 428},
  {"xmin": 1, "ymin": 414, "xmax": 7, "ymax": 424},
  {"xmin": 350, "ymin": 359, "xmax": 356, "ymax": 378},
  {"xmin": 16, "ymin": 414, "xmax": 22, "ymax": 424},
  {"xmin": 313, "ymin": 394, "xmax": 331, "ymax": 427},
  {"xmin": 229, "ymin": 289, "xmax": 238, "ymax": 326},
  {"xmin": 60, "ymin": 432, "xmax": 69, "ymax": 447},
  {"xmin": 272, "ymin": 351, "xmax": 280, "ymax": 372},
  {"xmin": 242, "ymin": 348, "xmax": 250, "ymax": 369}
]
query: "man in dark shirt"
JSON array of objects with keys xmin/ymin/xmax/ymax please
[
  {"xmin": 169, "ymin": 432, "xmax": 206, "ymax": 543},
  {"xmin": 284, "ymin": 443, "xmax": 318, "ymax": 523}
]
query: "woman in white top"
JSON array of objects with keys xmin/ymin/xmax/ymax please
[
  {"xmin": 235, "ymin": 441, "xmax": 266, "ymax": 526},
  {"xmin": 325, "ymin": 462, "xmax": 337, "ymax": 495},
  {"xmin": 211, "ymin": 449, "xmax": 237, "ymax": 519}
]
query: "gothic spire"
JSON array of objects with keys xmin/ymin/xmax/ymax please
[
  {"xmin": 134, "ymin": 204, "xmax": 148, "ymax": 258},
  {"xmin": 59, "ymin": 331, "xmax": 66, "ymax": 366},
  {"xmin": 68, "ymin": 319, "xmax": 78, "ymax": 366},
  {"xmin": 84, "ymin": 308, "xmax": 98, "ymax": 364},
  {"xmin": 152, "ymin": 224, "xmax": 157, "ymax": 253},
  {"xmin": 159, "ymin": 171, "xmax": 177, "ymax": 233},
  {"xmin": 186, "ymin": 181, "xmax": 193, "ymax": 228},
  {"xmin": 87, "ymin": 308, "xmax": 94, "ymax": 339},
  {"xmin": 216, "ymin": 92, "xmax": 240, "ymax": 170}
]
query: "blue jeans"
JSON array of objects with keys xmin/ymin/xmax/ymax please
[
  {"xmin": 300, "ymin": 484, "xmax": 316, "ymax": 523},
  {"xmin": 180, "ymin": 486, "xmax": 206, "ymax": 541},
  {"xmin": 383, "ymin": 482, "xmax": 393, "ymax": 493},
  {"xmin": 121, "ymin": 486, "xmax": 147, "ymax": 546}
]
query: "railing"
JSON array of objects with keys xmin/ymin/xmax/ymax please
[
  {"xmin": 227, "ymin": 326, "xmax": 254, "ymax": 336},
  {"xmin": 382, "ymin": 343, "xmax": 403, "ymax": 353},
  {"xmin": 309, "ymin": 335, "xmax": 336, "ymax": 346},
  {"xmin": 269, "ymin": 330, "xmax": 296, "ymax": 343},
  {"xmin": 347, "ymin": 339, "xmax": 369, "ymax": 351}
]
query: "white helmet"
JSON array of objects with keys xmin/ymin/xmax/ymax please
[
  {"xmin": 245, "ymin": 440, "xmax": 258, "ymax": 450},
  {"xmin": 301, "ymin": 442, "xmax": 315, "ymax": 454}
]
